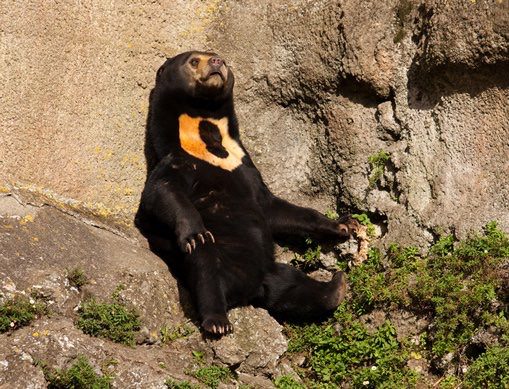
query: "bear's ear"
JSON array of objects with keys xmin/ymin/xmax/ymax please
[{"xmin": 156, "ymin": 64, "xmax": 166, "ymax": 81}]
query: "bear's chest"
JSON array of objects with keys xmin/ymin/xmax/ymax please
[{"xmin": 178, "ymin": 114, "xmax": 245, "ymax": 172}]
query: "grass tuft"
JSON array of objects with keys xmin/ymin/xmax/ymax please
[
  {"xmin": 67, "ymin": 267, "xmax": 88, "ymax": 290},
  {"xmin": 191, "ymin": 365, "xmax": 232, "ymax": 389},
  {"xmin": 39, "ymin": 355, "xmax": 112, "ymax": 389},
  {"xmin": 0, "ymin": 295, "xmax": 47, "ymax": 333},
  {"xmin": 75, "ymin": 295, "xmax": 141, "ymax": 346}
]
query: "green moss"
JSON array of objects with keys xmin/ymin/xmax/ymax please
[
  {"xmin": 40, "ymin": 355, "xmax": 112, "ymax": 389},
  {"xmin": 67, "ymin": 267, "xmax": 88, "ymax": 290},
  {"xmin": 160, "ymin": 323, "xmax": 195, "ymax": 343},
  {"xmin": 0, "ymin": 295, "xmax": 47, "ymax": 333},
  {"xmin": 324, "ymin": 209, "xmax": 339, "ymax": 220},
  {"xmin": 76, "ymin": 297, "xmax": 141, "ymax": 346},
  {"xmin": 191, "ymin": 350, "xmax": 204, "ymax": 362},
  {"xmin": 368, "ymin": 150, "xmax": 390, "ymax": 188},
  {"xmin": 191, "ymin": 365, "xmax": 232, "ymax": 389},
  {"xmin": 273, "ymin": 375, "xmax": 306, "ymax": 389}
]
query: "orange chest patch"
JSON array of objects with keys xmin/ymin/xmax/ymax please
[{"xmin": 178, "ymin": 114, "xmax": 245, "ymax": 171}]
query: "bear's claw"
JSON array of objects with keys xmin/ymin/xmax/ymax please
[
  {"xmin": 182, "ymin": 230, "xmax": 215, "ymax": 254},
  {"xmin": 202, "ymin": 314, "xmax": 233, "ymax": 336}
]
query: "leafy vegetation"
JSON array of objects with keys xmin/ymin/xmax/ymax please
[
  {"xmin": 0, "ymin": 295, "xmax": 47, "ymax": 333},
  {"xmin": 165, "ymin": 378, "xmax": 199, "ymax": 389},
  {"xmin": 291, "ymin": 238, "xmax": 322, "ymax": 271},
  {"xmin": 464, "ymin": 346, "xmax": 509, "ymax": 388},
  {"xmin": 67, "ymin": 267, "xmax": 88, "ymax": 289},
  {"xmin": 286, "ymin": 308, "xmax": 418, "ymax": 388},
  {"xmin": 75, "ymin": 288, "xmax": 141, "ymax": 346},
  {"xmin": 273, "ymin": 375, "xmax": 306, "ymax": 389},
  {"xmin": 39, "ymin": 355, "xmax": 112, "ymax": 389},
  {"xmin": 191, "ymin": 365, "xmax": 232, "ymax": 389},
  {"xmin": 285, "ymin": 222, "xmax": 509, "ymax": 387},
  {"xmin": 352, "ymin": 213, "xmax": 377, "ymax": 238},
  {"xmin": 160, "ymin": 323, "xmax": 195, "ymax": 343}
]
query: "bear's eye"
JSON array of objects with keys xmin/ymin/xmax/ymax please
[{"xmin": 190, "ymin": 58, "xmax": 200, "ymax": 67}]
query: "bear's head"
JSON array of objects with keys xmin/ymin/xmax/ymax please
[{"xmin": 155, "ymin": 51, "xmax": 234, "ymax": 102}]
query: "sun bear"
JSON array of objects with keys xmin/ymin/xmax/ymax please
[{"xmin": 135, "ymin": 51, "xmax": 359, "ymax": 335}]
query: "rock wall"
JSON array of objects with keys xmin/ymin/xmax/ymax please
[{"xmin": 1, "ymin": 0, "xmax": 508, "ymax": 244}]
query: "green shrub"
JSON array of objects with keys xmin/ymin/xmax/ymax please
[
  {"xmin": 464, "ymin": 346, "xmax": 509, "ymax": 388},
  {"xmin": 285, "ymin": 222, "xmax": 509, "ymax": 386},
  {"xmin": 291, "ymin": 238, "xmax": 322, "ymax": 271},
  {"xmin": 165, "ymin": 378, "xmax": 199, "ymax": 389},
  {"xmin": 0, "ymin": 295, "xmax": 46, "ymax": 333},
  {"xmin": 67, "ymin": 267, "xmax": 88, "ymax": 289},
  {"xmin": 40, "ymin": 355, "xmax": 112, "ymax": 389},
  {"xmin": 273, "ymin": 375, "xmax": 305, "ymax": 389},
  {"xmin": 287, "ymin": 306, "xmax": 418, "ymax": 387},
  {"xmin": 352, "ymin": 213, "xmax": 376, "ymax": 238},
  {"xmin": 191, "ymin": 365, "xmax": 232, "ymax": 389},
  {"xmin": 76, "ymin": 298, "xmax": 141, "ymax": 346}
]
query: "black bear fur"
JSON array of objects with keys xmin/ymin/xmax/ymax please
[{"xmin": 135, "ymin": 51, "xmax": 359, "ymax": 335}]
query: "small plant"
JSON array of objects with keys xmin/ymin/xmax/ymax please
[
  {"xmin": 273, "ymin": 375, "xmax": 305, "ymax": 389},
  {"xmin": 463, "ymin": 346, "xmax": 509, "ymax": 388},
  {"xmin": 191, "ymin": 350, "xmax": 204, "ymax": 362},
  {"xmin": 0, "ymin": 295, "xmax": 46, "ymax": 333},
  {"xmin": 394, "ymin": 0, "xmax": 413, "ymax": 43},
  {"xmin": 76, "ymin": 297, "xmax": 141, "ymax": 346},
  {"xmin": 165, "ymin": 378, "xmax": 199, "ymax": 389},
  {"xmin": 352, "ymin": 213, "xmax": 376, "ymax": 238},
  {"xmin": 191, "ymin": 365, "xmax": 232, "ymax": 389},
  {"xmin": 160, "ymin": 323, "xmax": 194, "ymax": 343},
  {"xmin": 325, "ymin": 209, "xmax": 339, "ymax": 220},
  {"xmin": 67, "ymin": 267, "xmax": 88, "ymax": 289},
  {"xmin": 368, "ymin": 150, "xmax": 390, "ymax": 188},
  {"xmin": 291, "ymin": 238, "xmax": 322, "ymax": 271},
  {"xmin": 40, "ymin": 355, "xmax": 112, "ymax": 389}
]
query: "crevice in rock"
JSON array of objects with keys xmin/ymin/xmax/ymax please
[
  {"xmin": 407, "ymin": 61, "xmax": 509, "ymax": 110},
  {"xmin": 334, "ymin": 76, "xmax": 386, "ymax": 108}
]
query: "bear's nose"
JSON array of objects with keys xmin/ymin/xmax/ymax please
[{"xmin": 209, "ymin": 56, "xmax": 224, "ymax": 68}]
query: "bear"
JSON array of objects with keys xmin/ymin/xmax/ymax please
[{"xmin": 135, "ymin": 51, "xmax": 360, "ymax": 335}]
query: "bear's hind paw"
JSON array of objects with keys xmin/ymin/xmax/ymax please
[{"xmin": 202, "ymin": 314, "xmax": 233, "ymax": 336}]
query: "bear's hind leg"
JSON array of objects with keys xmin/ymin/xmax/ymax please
[
  {"xmin": 261, "ymin": 263, "xmax": 346, "ymax": 319},
  {"xmin": 183, "ymin": 248, "xmax": 233, "ymax": 335}
]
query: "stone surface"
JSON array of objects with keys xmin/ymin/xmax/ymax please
[
  {"xmin": 0, "ymin": 194, "xmax": 285, "ymax": 387},
  {"xmin": 1, "ymin": 0, "xmax": 508, "ymax": 243},
  {"xmin": 211, "ymin": 307, "xmax": 288, "ymax": 374}
]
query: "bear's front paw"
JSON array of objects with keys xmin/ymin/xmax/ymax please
[
  {"xmin": 180, "ymin": 230, "xmax": 215, "ymax": 254},
  {"xmin": 202, "ymin": 314, "xmax": 233, "ymax": 336},
  {"xmin": 176, "ymin": 219, "xmax": 215, "ymax": 254}
]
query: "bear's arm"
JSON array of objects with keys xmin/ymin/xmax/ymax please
[
  {"xmin": 267, "ymin": 196, "xmax": 354, "ymax": 242},
  {"xmin": 140, "ymin": 158, "xmax": 211, "ymax": 253}
]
